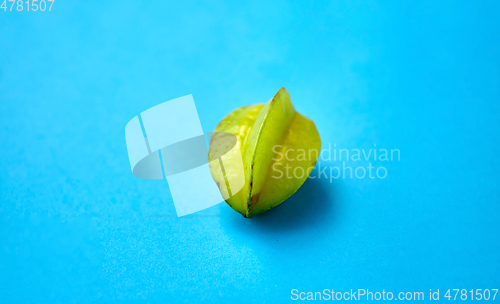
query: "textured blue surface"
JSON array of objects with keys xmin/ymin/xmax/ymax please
[{"xmin": 1, "ymin": 1, "xmax": 499, "ymax": 303}]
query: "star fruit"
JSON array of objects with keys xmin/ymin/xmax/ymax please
[{"xmin": 208, "ymin": 88, "xmax": 321, "ymax": 218}]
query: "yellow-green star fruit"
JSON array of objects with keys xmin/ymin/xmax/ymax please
[{"xmin": 208, "ymin": 87, "xmax": 321, "ymax": 218}]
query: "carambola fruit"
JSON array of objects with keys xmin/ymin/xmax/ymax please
[{"xmin": 208, "ymin": 88, "xmax": 321, "ymax": 218}]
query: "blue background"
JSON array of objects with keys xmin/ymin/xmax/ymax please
[{"xmin": 1, "ymin": 1, "xmax": 499, "ymax": 303}]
